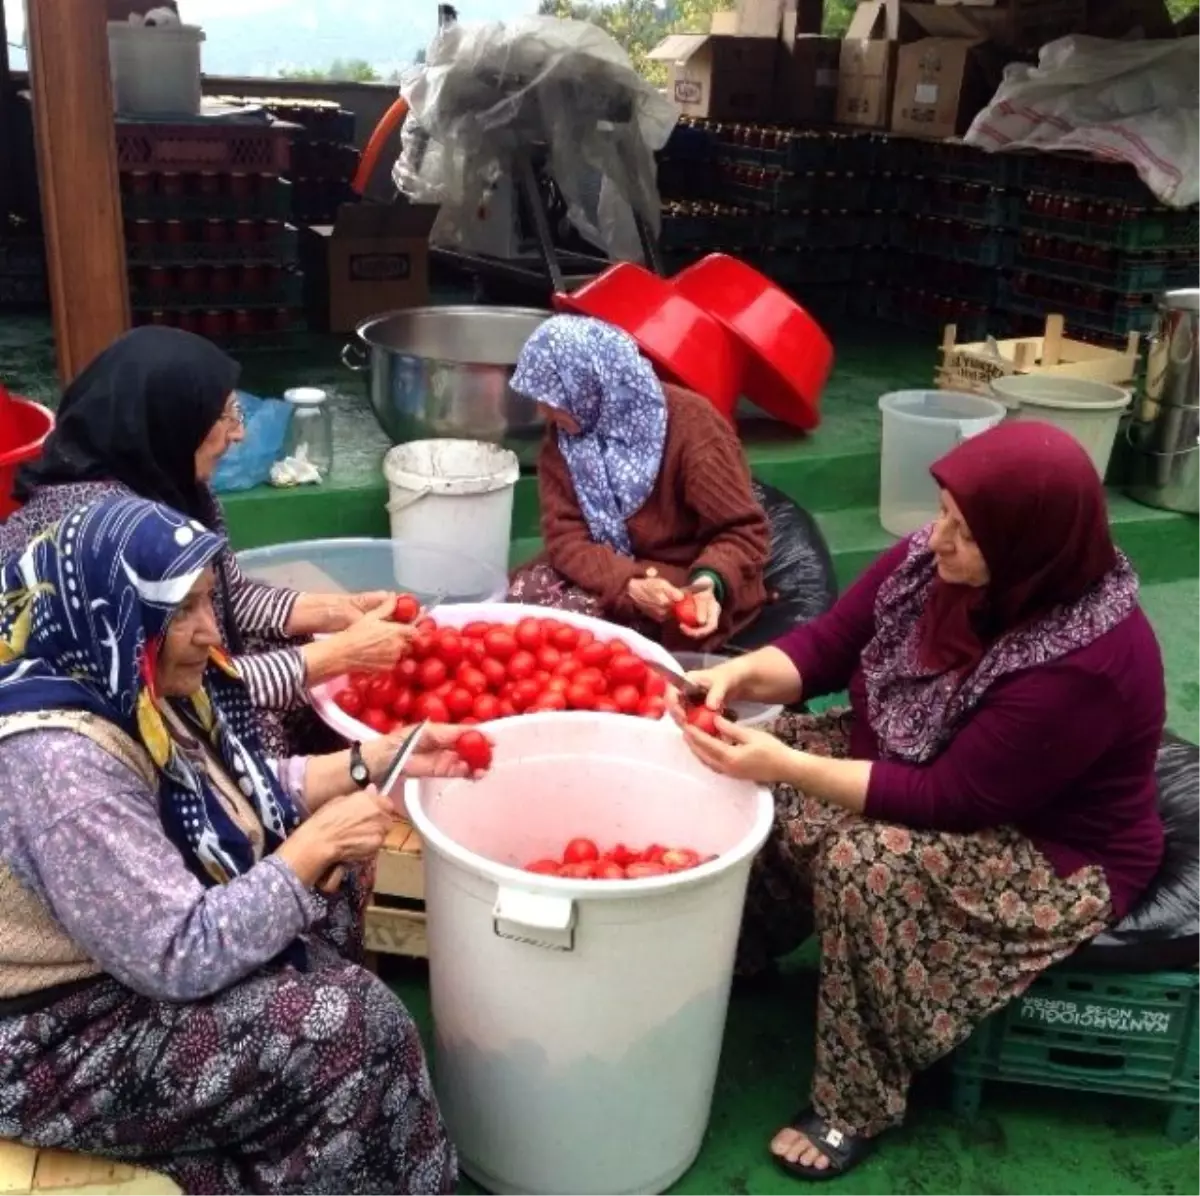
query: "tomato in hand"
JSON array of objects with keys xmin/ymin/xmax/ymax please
[
  {"xmin": 524, "ymin": 858, "xmax": 561, "ymax": 875},
  {"xmin": 392, "ymin": 593, "xmax": 420, "ymax": 623},
  {"xmin": 674, "ymin": 594, "xmax": 701, "ymax": 628},
  {"xmin": 563, "ymin": 837, "xmax": 599, "ymax": 864},
  {"xmin": 334, "ymin": 688, "xmax": 362, "ymax": 717},
  {"xmin": 417, "ymin": 657, "xmax": 448, "ymax": 691},
  {"xmin": 685, "ymin": 704, "xmax": 721, "ymax": 736},
  {"xmin": 455, "ymin": 729, "xmax": 493, "ymax": 772}
]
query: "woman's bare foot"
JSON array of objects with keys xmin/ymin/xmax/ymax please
[
  {"xmin": 770, "ymin": 1125, "xmax": 833, "ymax": 1172},
  {"xmin": 767, "ymin": 1111, "xmax": 872, "ymax": 1179}
]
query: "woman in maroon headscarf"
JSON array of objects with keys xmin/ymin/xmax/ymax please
[{"xmin": 676, "ymin": 422, "xmax": 1166, "ymax": 1180}]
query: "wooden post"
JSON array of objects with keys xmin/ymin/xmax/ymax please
[{"xmin": 27, "ymin": 0, "xmax": 129, "ymax": 383}]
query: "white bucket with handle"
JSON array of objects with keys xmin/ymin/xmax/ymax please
[{"xmin": 384, "ymin": 439, "xmax": 520, "ymax": 580}]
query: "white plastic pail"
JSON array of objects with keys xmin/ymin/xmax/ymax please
[
  {"xmin": 107, "ymin": 22, "xmax": 204, "ymax": 117},
  {"xmin": 407, "ymin": 713, "xmax": 773, "ymax": 1195}
]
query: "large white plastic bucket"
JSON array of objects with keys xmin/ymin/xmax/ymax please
[
  {"xmin": 107, "ymin": 22, "xmax": 204, "ymax": 117},
  {"xmin": 383, "ymin": 439, "xmax": 520, "ymax": 580},
  {"xmin": 990, "ymin": 375, "xmax": 1132, "ymax": 480},
  {"xmin": 407, "ymin": 713, "xmax": 773, "ymax": 1195},
  {"xmin": 878, "ymin": 390, "xmax": 1006, "ymax": 536}
]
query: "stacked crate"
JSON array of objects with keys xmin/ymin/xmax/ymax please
[{"xmin": 118, "ymin": 116, "xmax": 304, "ymax": 346}]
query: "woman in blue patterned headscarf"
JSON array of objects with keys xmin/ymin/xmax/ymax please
[
  {"xmin": 0, "ymin": 495, "xmax": 462, "ymax": 1194},
  {"xmin": 509, "ymin": 315, "xmax": 769, "ymax": 651}
]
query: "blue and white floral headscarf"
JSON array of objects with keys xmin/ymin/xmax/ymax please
[
  {"xmin": 512, "ymin": 316, "xmax": 667, "ymax": 557},
  {"xmin": 0, "ymin": 495, "xmax": 302, "ymax": 896}
]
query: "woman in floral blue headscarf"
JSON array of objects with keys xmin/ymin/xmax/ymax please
[
  {"xmin": 508, "ymin": 316, "xmax": 769, "ymax": 651},
  {"xmin": 0, "ymin": 494, "xmax": 465, "ymax": 1195}
]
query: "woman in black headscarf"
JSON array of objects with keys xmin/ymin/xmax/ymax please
[{"xmin": 2, "ymin": 327, "xmax": 414, "ymax": 756}]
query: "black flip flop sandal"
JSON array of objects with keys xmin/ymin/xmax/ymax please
[{"xmin": 769, "ymin": 1108, "xmax": 874, "ymax": 1181}]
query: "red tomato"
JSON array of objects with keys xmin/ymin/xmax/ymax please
[
  {"xmin": 415, "ymin": 617, "xmax": 438, "ymax": 633},
  {"xmin": 575, "ymin": 629, "xmax": 596, "ymax": 648},
  {"xmin": 594, "ymin": 697, "xmax": 620, "ymax": 714},
  {"xmin": 433, "ymin": 679, "xmax": 455, "ymax": 699},
  {"xmin": 411, "ymin": 632, "xmax": 436, "ymax": 661},
  {"xmin": 455, "ymin": 729, "xmax": 493, "ymax": 772},
  {"xmin": 510, "ymin": 679, "xmax": 541, "ymax": 712},
  {"xmin": 472, "ymin": 693, "xmax": 502, "ymax": 722},
  {"xmin": 611, "ymin": 684, "xmax": 642, "ymax": 714},
  {"xmin": 434, "ymin": 629, "xmax": 464, "ymax": 668},
  {"xmin": 566, "ymin": 682, "xmax": 596, "ymax": 710},
  {"xmin": 578, "ymin": 640, "xmax": 610, "ymax": 669},
  {"xmin": 524, "ymin": 858, "xmax": 561, "ymax": 876},
  {"xmin": 545, "ymin": 676, "xmax": 570, "ymax": 696},
  {"xmin": 640, "ymin": 843, "xmax": 667, "ymax": 864},
  {"xmin": 532, "ymin": 691, "xmax": 568, "ymax": 712},
  {"xmin": 685, "ymin": 704, "xmax": 720, "ymax": 736},
  {"xmin": 553, "ymin": 657, "xmax": 581, "ymax": 680},
  {"xmin": 608, "ymin": 653, "xmax": 648, "ymax": 689},
  {"xmin": 625, "ymin": 861, "xmax": 668, "ymax": 879},
  {"xmin": 334, "ymin": 688, "xmax": 362, "ymax": 716},
  {"xmin": 498, "ymin": 698, "xmax": 517, "ymax": 719},
  {"xmin": 594, "ymin": 860, "xmax": 626, "ymax": 880},
  {"xmin": 643, "ymin": 672, "xmax": 667, "ymax": 700},
  {"xmin": 348, "ymin": 671, "xmax": 370, "ymax": 690},
  {"xmin": 507, "ymin": 649, "xmax": 537, "ymax": 682},
  {"xmin": 395, "ymin": 658, "xmax": 418, "ymax": 684},
  {"xmin": 514, "ymin": 618, "xmax": 545, "ymax": 651},
  {"xmin": 413, "ymin": 693, "xmax": 450, "ymax": 723},
  {"xmin": 574, "ymin": 667, "xmax": 606, "ymax": 695},
  {"xmin": 417, "ymin": 658, "xmax": 448, "ymax": 691},
  {"xmin": 392, "ymin": 593, "xmax": 420, "ymax": 623},
  {"xmin": 639, "ymin": 695, "xmax": 667, "ymax": 720},
  {"xmin": 534, "ymin": 670, "xmax": 552, "ymax": 686},
  {"xmin": 609, "ymin": 842, "xmax": 634, "ymax": 867},
  {"xmin": 462, "ymin": 621, "xmax": 491, "ymax": 639},
  {"xmin": 480, "ymin": 657, "xmax": 508, "ymax": 691},
  {"xmin": 444, "ymin": 686, "xmax": 475, "ymax": 721},
  {"xmin": 361, "ymin": 707, "xmax": 391, "ymax": 734},
  {"xmin": 559, "ymin": 861, "xmax": 597, "ymax": 880},
  {"xmin": 608, "ymin": 637, "xmax": 633, "ymax": 656},
  {"xmin": 562, "ymin": 838, "xmax": 599, "ymax": 864},
  {"xmin": 536, "ymin": 645, "xmax": 562, "ymax": 672},
  {"xmin": 661, "ymin": 848, "xmax": 701, "ymax": 872},
  {"xmin": 551, "ymin": 625, "xmax": 579, "ymax": 652},
  {"xmin": 391, "ymin": 688, "xmax": 414, "ymax": 720},
  {"xmin": 456, "ymin": 664, "xmax": 489, "ymax": 697},
  {"xmin": 674, "ymin": 594, "xmax": 701, "ymax": 628},
  {"xmin": 483, "ymin": 628, "xmax": 517, "ymax": 661},
  {"xmin": 363, "ymin": 676, "xmax": 389, "ymax": 706},
  {"xmin": 460, "ymin": 716, "xmax": 480, "ymax": 726}
]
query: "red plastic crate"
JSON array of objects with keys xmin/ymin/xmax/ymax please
[{"xmin": 116, "ymin": 121, "xmax": 294, "ymax": 176}]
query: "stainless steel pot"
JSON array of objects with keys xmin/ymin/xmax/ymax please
[
  {"xmin": 1126, "ymin": 288, "xmax": 1199, "ymax": 515},
  {"xmin": 343, "ymin": 306, "xmax": 548, "ymax": 444}
]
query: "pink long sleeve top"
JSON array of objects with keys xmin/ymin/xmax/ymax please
[{"xmin": 774, "ymin": 541, "xmax": 1166, "ymax": 921}]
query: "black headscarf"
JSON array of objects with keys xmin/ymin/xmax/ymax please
[{"xmin": 15, "ymin": 326, "xmax": 241, "ymax": 521}]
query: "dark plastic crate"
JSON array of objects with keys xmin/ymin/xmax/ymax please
[
  {"xmin": 1020, "ymin": 199, "xmax": 1199, "ymax": 253},
  {"xmin": 953, "ymin": 968, "xmax": 1198, "ymax": 1143},
  {"xmin": 1002, "ymin": 276, "xmax": 1158, "ymax": 338},
  {"xmin": 129, "ymin": 271, "xmax": 303, "ymax": 312},
  {"xmin": 1012, "ymin": 248, "xmax": 1196, "ymax": 292},
  {"xmin": 116, "ymin": 118, "xmax": 297, "ymax": 175},
  {"xmin": 924, "ymin": 184, "xmax": 1020, "ymax": 228},
  {"xmin": 125, "ymin": 227, "xmax": 299, "ymax": 268},
  {"xmin": 727, "ymin": 171, "xmax": 874, "ymax": 213},
  {"xmin": 1016, "ymin": 153, "xmax": 1161, "ymax": 204},
  {"xmin": 121, "ymin": 178, "xmax": 292, "ymax": 222}
]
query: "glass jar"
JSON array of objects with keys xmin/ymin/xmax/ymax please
[{"xmin": 283, "ymin": 387, "xmax": 333, "ymax": 477}]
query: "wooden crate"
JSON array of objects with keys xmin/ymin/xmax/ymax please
[
  {"xmin": 0, "ymin": 1142, "xmax": 177, "ymax": 1196},
  {"xmin": 365, "ymin": 820, "xmax": 428, "ymax": 959},
  {"xmin": 937, "ymin": 314, "xmax": 1141, "ymax": 397}
]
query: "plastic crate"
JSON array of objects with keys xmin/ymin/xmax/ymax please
[
  {"xmin": 874, "ymin": 286, "xmax": 997, "ymax": 342},
  {"xmin": 726, "ymin": 171, "xmax": 874, "ymax": 213},
  {"xmin": 885, "ymin": 251, "xmax": 1001, "ymax": 303},
  {"xmin": 764, "ymin": 211, "xmax": 872, "ymax": 251},
  {"xmin": 121, "ymin": 177, "xmax": 292, "ymax": 222},
  {"xmin": 923, "ymin": 183, "xmax": 1020, "ymax": 228},
  {"xmin": 907, "ymin": 217, "xmax": 1015, "ymax": 267},
  {"xmin": 1011, "ymin": 247, "xmax": 1196, "ymax": 292},
  {"xmin": 1002, "ymin": 276, "xmax": 1158, "ymax": 338},
  {"xmin": 953, "ymin": 968, "xmax": 1198, "ymax": 1143},
  {"xmin": 125, "ymin": 226, "xmax": 299, "ymax": 268},
  {"xmin": 129, "ymin": 271, "xmax": 303, "ymax": 312},
  {"xmin": 116, "ymin": 118, "xmax": 296, "ymax": 175},
  {"xmin": 1019, "ymin": 199, "xmax": 1199, "ymax": 253},
  {"xmin": 1016, "ymin": 153, "xmax": 1160, "ymax": 204}
]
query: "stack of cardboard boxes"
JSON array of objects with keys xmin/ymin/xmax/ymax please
[{"xmin": 649, "ymin": 0, "xmax": 1086, "ymax": 140}]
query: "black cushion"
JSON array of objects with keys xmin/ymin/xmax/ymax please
[
  {"xmin": 1072, "ymin": 734, "xmax": 1199, "ymax": 972},
  {"xmin": 727, "ymin": 480, "xmax": 838, "ymax": 652}
]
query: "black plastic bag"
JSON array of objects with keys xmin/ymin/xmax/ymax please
[
  {"xmin": 728, "ymin": 480, "xmax": 838, "ymax": 652},
  {"xmin": 1077, "ymin": 733, "xmax": 1199, "ymax": 971}
]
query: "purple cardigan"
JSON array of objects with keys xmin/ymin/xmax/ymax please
[{"xmin": 775, "ymin": 542, "xmax": 1166, "ymax": 921}]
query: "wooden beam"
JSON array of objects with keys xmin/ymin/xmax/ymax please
[{"xmin": 27, "ymin": 0, "xmax": 129, "ymax": 384}]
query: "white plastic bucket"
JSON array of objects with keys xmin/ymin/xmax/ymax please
[
  {"xmin": 107, "ymin": 22, "xmax": 204, "ymax": 117},
  {"xmin": 990, "ymin": 375, "xmax": 1132, "ymax": 479},
  {"xmin": 878, "ymin": 390, "xmax": 1006, "ymax": 536},
  {"xmin": 407, "ymin": 712, "xmax": 773, "ymax": 1195},
  {"xmin": 383, "ymin": 439, "xmax": 520, "ymax": 580}
]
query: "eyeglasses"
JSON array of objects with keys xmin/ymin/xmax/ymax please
[{"xmin": 220, "ymin": 399, "xmax": 245, "ymax": 427}]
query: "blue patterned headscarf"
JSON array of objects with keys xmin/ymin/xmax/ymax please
[
  {"xmin": 512, "ymin": 316, "xmax": 667, "ymax": 557},
  {"xmin": 0, "ymin": 495, "xmax": 302, "ymax": 896}
]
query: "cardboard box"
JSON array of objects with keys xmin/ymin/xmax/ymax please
[
  {"xmin": 301, "ymin": 201, "xmax": 437, "ymax": 334},
  {"xmin": 891, "ymin": 36, "xmax": 1004, "ymax": 139},
  {"xmin": 647, "ymin": 34, "xmax": 777, "ymax": 121},
  {"xmin": 774, "ymin": 34, "xmax": 841, "ymax": 125},
  {"xmin": 901, "ymin": 0, "xmax": 1085, "ymax": 49},
  {"xmin": 836, "ymin": 0, "xmax": 905, "ymax": 129}
]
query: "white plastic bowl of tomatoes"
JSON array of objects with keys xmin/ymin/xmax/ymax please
[{"xmin": 310, "ymin": 601, "xmax": 689, "ymax": 740}]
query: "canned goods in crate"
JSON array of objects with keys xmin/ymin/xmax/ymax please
[
  {"xmin": 177, "ymin": 311, "xmax": 201, "ymax": 334},
  {"xmin": 239, "ymin": 264, "xmax": 263, "ymax": 292},
  {"xmin": 145, "ymin": 265, "xmax": 172, "ymax": 292},
  {"xmin": 128, "ymin": 220, "xmax": 157, "ymax": 246},
  {"xmin": 163, "ymin": 220, "xmax": 187, "ymax": 245},
  {"xmin": 209, "ymin": 266, "xmax": 234, "ymax": 296},
  {"xmin": 201, "ymin": 310, "xmax": 229, "ymax": 339},
  {"xmin": 231, "ymin": 309, "xmax": 256, "ymax": 336},
  {"xmin": 234, "ymin": 220, "xmax": 258, "ymax": 245},
  {"xmin": 178, "ymin": 265, "xmax": 207, "ymax": 295},
  {"xmin": 203, "ymin": 219, "xmax": 228, "ymax": 245},
  {"xmin": 159, "ymin": 173, "xmax": 186, "ymax": 199}
]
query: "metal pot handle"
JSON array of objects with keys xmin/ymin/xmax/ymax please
[{"xmin": 341, "ymin": 341, "xmax": 370, "ymax": 372}]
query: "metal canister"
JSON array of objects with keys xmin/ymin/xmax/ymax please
[{"xmin": 1125, "ymin": 287, "xmax": 1199, "ymax": 515}]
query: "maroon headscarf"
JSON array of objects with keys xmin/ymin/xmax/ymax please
[{"xmin": 918, "ymin": 422, "xmax": 1118, "ymax": 672}]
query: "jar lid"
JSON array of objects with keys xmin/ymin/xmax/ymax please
[{"xmin": 284, "ymin": 387, "xmax": 328, "ymax": 407}]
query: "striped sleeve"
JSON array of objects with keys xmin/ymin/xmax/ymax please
[
  {"xmin": 227, "ymin": 577, "xmax": 300, "ymax": 636},
  {"xmin": 232, "ymin": 647, "xmax": 308, "ymax": 712}
]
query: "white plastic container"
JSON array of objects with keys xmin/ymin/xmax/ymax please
[
  {"xmin": 990, "ymin": 375, "xmax": 1132, "ymax": 479},
  {"xmin": 309, "ymin": 602, "xmax": 683, "ymax": 741},
  {"xmin": 878, "ymin": 390, "xmax": 1006, "ymax": 536},
  {"xmin": 406, "ymin": 712, "xmax": 774, "ymax": 1195},
  {"xmin": 107, "ymin": 22, "xmax": 204, "ymax": 117},
  {"xmin": 673, "ymin": 651, "xmax": 782, "ymax": 728},
  {"xmin": 384, "ymin": 439, "xmax": 519, "ymax": 580}
]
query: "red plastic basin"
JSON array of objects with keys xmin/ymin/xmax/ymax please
[
  {"xmin": 554, "ymin": 262, "xmax": 745, "ymax": 422},
  {"xmin": 0, "ymin": 390, "xmax": 55, "ymax": 520},
  {"xmin": 671, "ymin": 254, "xmax": 833, "ymax": 431}
]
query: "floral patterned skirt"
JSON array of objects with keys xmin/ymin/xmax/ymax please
[
  {"xmin": 741, "ymin": 710, "xmax": 1113, "ymax": 1140},
  {"xmin": 0, "ymin": 894, "xmax": 455, "ymax": 1195}
]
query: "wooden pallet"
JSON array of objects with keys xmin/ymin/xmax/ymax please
[
  {"xmin": 365, "ymin": 820, "xmax": 428, "ymax": 958},
  {"xmin": 0, "ymin": 1142, "xmax": 178, "ymax": 1196}
]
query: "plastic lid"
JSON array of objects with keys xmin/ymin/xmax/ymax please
[{"xmin": 283, "ymin": 387, "xmax": 328, "ymax": 406}]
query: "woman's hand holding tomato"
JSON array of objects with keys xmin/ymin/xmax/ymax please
[
  {"xmin": 626, "ymin": 573, "xmax": 684, "ymax": 622},
  {"xmin": 675, "ymin": 576, "xmax": 721, "ymax": 640},
  {"xmin": 682, "ymin": 716, "xmax": 795, "ymax": 784}
]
